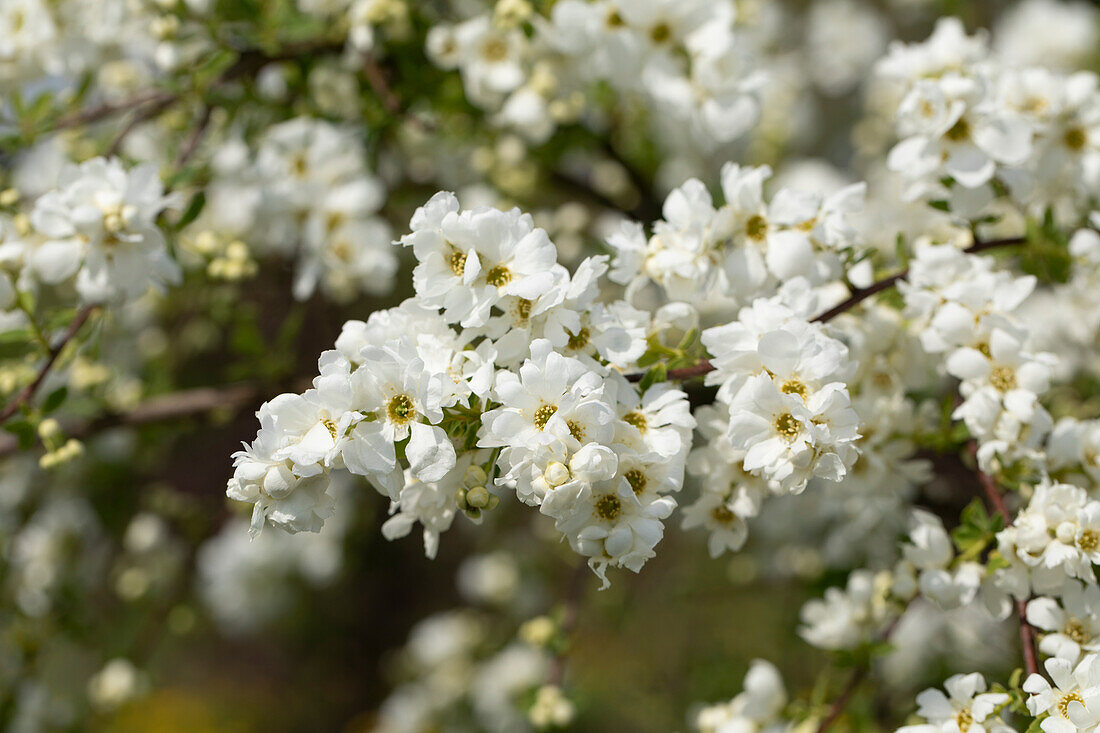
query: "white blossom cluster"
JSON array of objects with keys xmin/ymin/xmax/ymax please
[
  {"xmin": 0, "ymin": 156, "xmax": 180, "ymax": 307},
  {"xmin": 901, "ymin": 243, "xmax": 1055, "ymax": 471},
  {"xmin": 423, "ymin": 0, "xmax": 765, "ymax": 148},
  {"xmin": 680, "ymin": 282, "xmax": 863, "ymax": 558},
  {"xmin": 191, "ymin": 117, "xmax": 396, "ymax": 301},
  {"xmin": 228, "ymin": 190, "xmax": 695, "ymax": 587},
  {"xmin": 0, "ymin": 0, "xmax": 211, "ymax": 92},
  {"xmin": 372, "ymin": 610, "xmax": 563, "ymax": 733},
  {"xmin": 607, "ymin": 163, "xmax": 866, "ymax": 307},
  {"xmin": 876, "ymin": 16, "xmax": 1100, "ymax": 222},
  {"xmin": 896, "ymin": 674, "xmax": 1013, "ymax": 733}
]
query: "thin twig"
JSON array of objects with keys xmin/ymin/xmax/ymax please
[
  {"xmin": 627, "ymin": 236, "xmax": 1027, "ymax": 383},
  {"xmin": 106, "ymin": 95, "xmax": 177, "ymax": 156},
  {"xmin": 547, "ymin": 560, "xmax": 590, "ymax": 687},
  {"xmin": 816, "ymin": 615, "xmax": 902, "ymax": 733},
  {"xmin": 53, "ymin": 90, "xmax": 178, "ymax": 130},
  {"xmin": 362, "ymin": 54, "xmax": 435, "ymax": 132},
  {"xmin": 175, "ymin": 104, "xmax": 213, "ymax": 168},
  {"xmin": 812, "ymin": 237, "xmax": 1025, "ymax": 324},
  {"xmin": 0, "ymin": 305, "xmax": 99, "ymax": 425},
  {"xmin": 969, "ymin": 441, "xmax": 1040, "ymax": 678},
  {"xmin": 46, "ymin": 41, "xmax": 345, "ymax": 140}
]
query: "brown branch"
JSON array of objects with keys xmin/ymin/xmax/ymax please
[
  {"xmin": 54, "ymin": 90, "xmax": 178, "ymax": 130},
  {"xmin": 175, "ymin": 104, "xmax": 213, "ymax": 168},
  {"xmin": 547, "ymin": 560, "xmax": 589, "ymax": 687},
  {"xmin": 816, "ymin": 615, "xmax": 902, "ymax": 733},
  {"xmin": 0, "ymin": 305, "xmax": 99, "ymax": 425},
  {"xmin": 968, "ymin": 441, "xmax": 1040, "ymax": 678},
  {"xmin": 813, "ymin": 237, "xmax": 1025, "ymax": 324},
  {"xmin": 627, "ymin": 236, "xmax": 1027, "ymax": 383},
  {"xmin": 106, "ymin": 95, "xmax": 177, "ymax": 156},
  {"xmin": 46, "ymin": 40, "xmax": 346, "ymax": 139},
  {"xmin": 362, "ymin": 54, "xmax": 435, "ymax": 132},
  {"xmin": 0, "ymin": 382, "xmax": 271, "ymax": 458}
]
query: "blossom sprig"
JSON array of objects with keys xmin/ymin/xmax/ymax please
[
  {"xmin": 228, "ymin": 191, "xmax": 696, "ymax": 587},
  {"xmin": 876, "ymin": 17, "xmax": 1100, "ymax": 223}
]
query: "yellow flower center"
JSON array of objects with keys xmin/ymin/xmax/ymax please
[
  {"xmin": 595, "ymin": 494, "xmax": 622, "ymax": 521},
  {"xmin": 954, "ymin": 708, "xmax": 973, "ymax": 733},
  {"xmin": 946, "ymin": 117, "xmax": 971, "ymax": 142},
  {"xmin": 1079, "ymin": 529, "xmax": 1100, "ymax": 552},
  {"xmin": 533, "ymin": 403, "xmax": 558, "ymax": 430},
  {"xmin": 774, "ymin": 412, "xmax": 800, "ymax": 441},
  {"xmin": 1058, "ymin": 691, "xmax": 1085, "ymax": 718},
  {"xmin": 781, "ymin": 379, "xmax": 807, "ymax": 398},
  {"xmin": 649, "ymin": 22, "xmax": 672, "ymax": 43},
  {"xmin": 386, "ymin": 394, "xmax": 415, "ymax": 425},
  {"xmin": 566, "ymin": 328, "xmax": 590, "ymax": 351},
  {"xmin": 1065, "ymin": 617, "xmax": 1091, "ymax": 644},
  {"xmin": 990, "ymin": 365, "xmax": 1017, "ymax": 392},
  {"xmin": 567, "ymin": 419, "xmax": 585, "ymax": 442},
  {"xmin": 448, "ymin": 249, "xmax": 467, "ymax": 277},
  {"xmin": 622, "ymin": 411, "xmax": 648, "ymax": 433},
  {"xmin": 322, "ymin": 418, "xmax": 339, "ymax": 440},
  {"xmin": 481, "ymin": 37, "xmax": 509, "ymax": 62},
  {"xmin": 485, "ymin": 264, "xmax": 512, "ymax": 287},
  {"xmin": 624, "ymin": 469, "xmax": 647, "ymax": 495},
  {"xmin": 1065, "ymin": 127, "xmax": 1088, "ymax": 151},
  {"xmin": 514, "ymin": 298, "xmax": 532, "ymax": 324},
  {"xmin": 711, "ymin": 505, "xmax": 734, "ymax": 524},
  {"xmin": 745, "ymin": 214, "xmax": 768, "ymax": 241}
]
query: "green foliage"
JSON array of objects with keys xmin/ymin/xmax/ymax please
[
  {"xmin": 1020, "ymin": 209, "xmax": 1073, "ymax": 284},
  {"xmin": 951, "ymin": 498, "xmax": 1003, "ymax": 564}
]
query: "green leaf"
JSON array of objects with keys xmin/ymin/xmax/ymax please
[
  {"xmin": 0, "ymin": 328, "xmax": 34, "ymax": 344},
  {"xmin": 1025, "ymin": 714, "xmax": 1048, "ymax": 733},
  {"xmin": 3, "ymin": 419, "xmax": 36, "ymax": 450},
  {"xmin": 40, "ymin": 386, "xmax": 67, "ymax": 415},
  {"xmin": 174, "ymin": 191, "xmax": 206, "ymax": 231},
  {"xmin": 639, "ymin": 363, "xmax": 667, "ymax": 392}
]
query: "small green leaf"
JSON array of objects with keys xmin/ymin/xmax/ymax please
[
  {"xmin": 41, "ymin": 386, "xmax": 68, "ymax": 415},
  {"xmin": 3, "ymin": 419, "xmax": 36, "ymax": 450},
  {"xmin": 174, "ymin": 191, "xmax": 206, "ymax": 231},
  {"xmin": 639, "ymin": 363, "xmax": 667, "ymax": 392}
]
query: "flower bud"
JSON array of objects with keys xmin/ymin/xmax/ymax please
[
  {"xmin": 544, "ymin": 462, "xmax": 570, "ymax": 487},
  {"xmin": 38, "ymin": 418, "xmax": 62, "ymax": 440},
  {"xmin": 463, "ymin": 465, "xmax": 488, "ymax": 488},
  {"xmin": 466, "ymin": 485, "xmax": 491, "ymax": 509},
  {"xmin": 263, "ymin": 463, "xmax": 296, "ymax": 499}
]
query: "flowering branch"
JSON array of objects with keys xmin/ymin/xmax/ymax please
[
  {"xmin": 639, "ymin": 236, "xmax": 1028, "ymax": 383},
  {"xmin": 0, "ymin": 304, "xmax": 99, "ymax": 425},
  {"xmin": 969, "ymin": 441, "xmax": 1041, "ymax": 678}
]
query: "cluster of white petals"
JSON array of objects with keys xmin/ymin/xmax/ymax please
[
  {"xmin": 229, "ymin": 191, "xmax": 695, "ymax": 587},
  {"xmin": 191, "ymin": 117, "xmax": 396, "ymax": 301},
  {"xmin": 877, "ymin": 17, "xmax": 1100, "ymax": 222},
  {"xmin": 0, "ymin": 157, "xmax": 180, "ymax": 305}
]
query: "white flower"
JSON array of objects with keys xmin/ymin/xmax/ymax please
[
  {"xmin": 1025, "ymin": 654, "xmax": 1100, "ymax": 733},
  {"xmin": 695, "ymin": 659, "xmax": 787, "ymax": 733},
  {"xmin": 799, "ymin": 570, "xmax": 889, "ymax": 650},
  {"xmin": 897, "ymin": 674, "xmax": 1011, "ymax": 733},
  {"xmin": 479, "ymin": 339, "xmax": 614, "ymax": 455},
  {"xmin": 1028, "ymin": 585, "xmax": 1100, "ymax": 661},
  {"xmin": 726, "ymin": 375, "xmax": 860, "ymax": 493},
  {"xmin": 28, "ymin": 157, "xmax": 180, "ymax": 303},
  {"xmin": 400, "ymin": 194, "xmax": 560, "ymax": 328},
  {"xmin": 345, "ymin": 343, "xmax": 456, "ymax": 490}
]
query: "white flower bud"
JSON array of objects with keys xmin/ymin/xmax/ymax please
[{"xmin": 544, "ymin": 462, "xmax": 570, "ymax": 487}]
